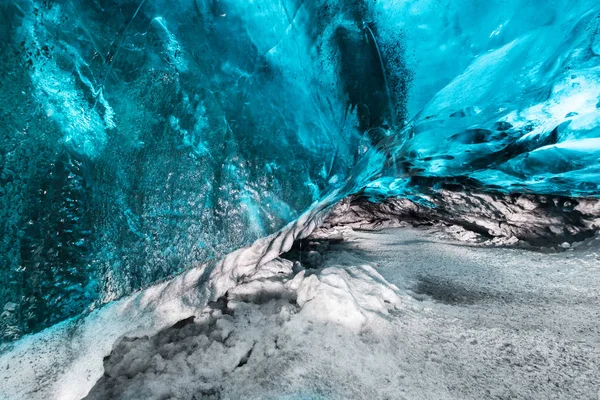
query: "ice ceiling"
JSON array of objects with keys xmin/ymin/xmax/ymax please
[{"xmin": 1, "ymin": 0, "xmax": 599, "ymax": 341}]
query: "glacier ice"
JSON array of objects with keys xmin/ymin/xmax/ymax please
[
  {"xmin": 0, "ymin": 0, "xmax": 405, "ymax": 340},
  {"xmin": 2, "ymin": 0, "xmax": 600, "ymax": 346},
  {"xmin": 366, "ymin": 0, "xmax": 600, "ymax": 199}
]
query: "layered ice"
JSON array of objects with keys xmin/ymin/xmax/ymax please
[{"xmin": 325, "ymin": 190, "xmax": 600, "ymax": 246}]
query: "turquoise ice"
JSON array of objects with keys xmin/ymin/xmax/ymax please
[{"xmin": 1, "ymin": 0, "xmax": 599, "ymax": 341}]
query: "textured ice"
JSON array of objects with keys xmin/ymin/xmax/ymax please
[
  {"xmin": 2, "ymin": 0, "xmax": 600, "ymax": 345},
  {"xmin": 0, "ymin": 0, "xmax": 404, "ymax": 339},
  {"xmin": 367, "ymin": 0, "xmax": 600, "ymax": 198}
]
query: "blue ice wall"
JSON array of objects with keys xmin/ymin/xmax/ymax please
[
  {"xmin": 364, "ymin": 0, "xmax": 600, "ymax": 199},
  {"xmin": 2, "ymin": 0, "xmax": 600, "ymax": 341},
  {"xmin": 0, "ymin": 0, "xmax": 406, "ymax": 340}
]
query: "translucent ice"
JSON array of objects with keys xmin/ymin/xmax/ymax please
[
  {"xmin": 0, "ymin": 0, "xmax": 405, "ymax": 339},
  {"xmin": 365, "ymin": 0, "xmax": 600, "ymax": 199},
  {"xmin": 2, "ymin": 0, "xmax": 600, "ymax": 341}
]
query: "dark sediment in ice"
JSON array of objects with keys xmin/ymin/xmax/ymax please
[{"xmin": 324, "ymin": 187, "xmax": 600, "ymax": 247}]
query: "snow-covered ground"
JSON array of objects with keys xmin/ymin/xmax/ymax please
[
  {"xmin": 3, "ymin": 224, "xmax": 600, "ymax": 399},
  {"xmin": 334, "ymin": 227, "xmax": 600, "ymax": 399},
  {"xmin": 84, "ymin": 226, "xmax": 600, "ymax": 399}
]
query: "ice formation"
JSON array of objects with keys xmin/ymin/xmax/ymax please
[
  {"xmin": 1, "ymin": 0, "xmax": 406, "ymax": 340},
  {"xmin": 368, "ymin": 0, "xmax": 600, "ymax": 198},
  {"xmin": 1, "ymin": 0, "xmax": 600, "ymax": 397}
]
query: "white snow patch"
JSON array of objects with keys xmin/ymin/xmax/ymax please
[
  {"xmin": 83, "ymin": 251, "xmax": 412, "ymax": 399},
  {"xmin": 0, "ymin": 195, "xmax": 337, "ymax": 400},
  {"xmin": 293, "ymin": 265, "xmax": 404, "ymax": 333}
]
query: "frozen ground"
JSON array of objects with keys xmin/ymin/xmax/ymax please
[
  {"xmin": 1, "ymin": 223, "xmax": 599, "ymax": 399},
  {"xmin": 82, "ymin": 226, "xmax": 600, "ymax": 400},
  {"xmin": 333, "ymin": 227, "xmax": 600, "ymax": 399}
]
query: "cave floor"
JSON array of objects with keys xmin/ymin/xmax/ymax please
[
  {"xmin": 330, "ymin": 227, "xmax": 600, "ymax": 399},
  {"xmin": 84, "ymin": 226, "xmax": 600, "ymax": 400}
]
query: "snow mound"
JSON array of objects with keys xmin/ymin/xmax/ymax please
[
  {"xmin": 84, "ymin": 256, "xmax": 410, "ymax": 399},
  {"xmin": 291, "ymin": 265, "xmax": 403, "ymax": 332},
  {"xmin": 0, "ymin": 199, "xmax": 333, "ymax": 400}
]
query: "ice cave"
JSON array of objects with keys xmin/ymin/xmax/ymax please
[{"xmin": 1, "ymin": 0, "xmax": 600, "ymax": 398}]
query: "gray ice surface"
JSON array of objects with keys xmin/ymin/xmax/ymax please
[{"xmin": 84, "ymin": 226, "xmax": 600, "ymax": 399}]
